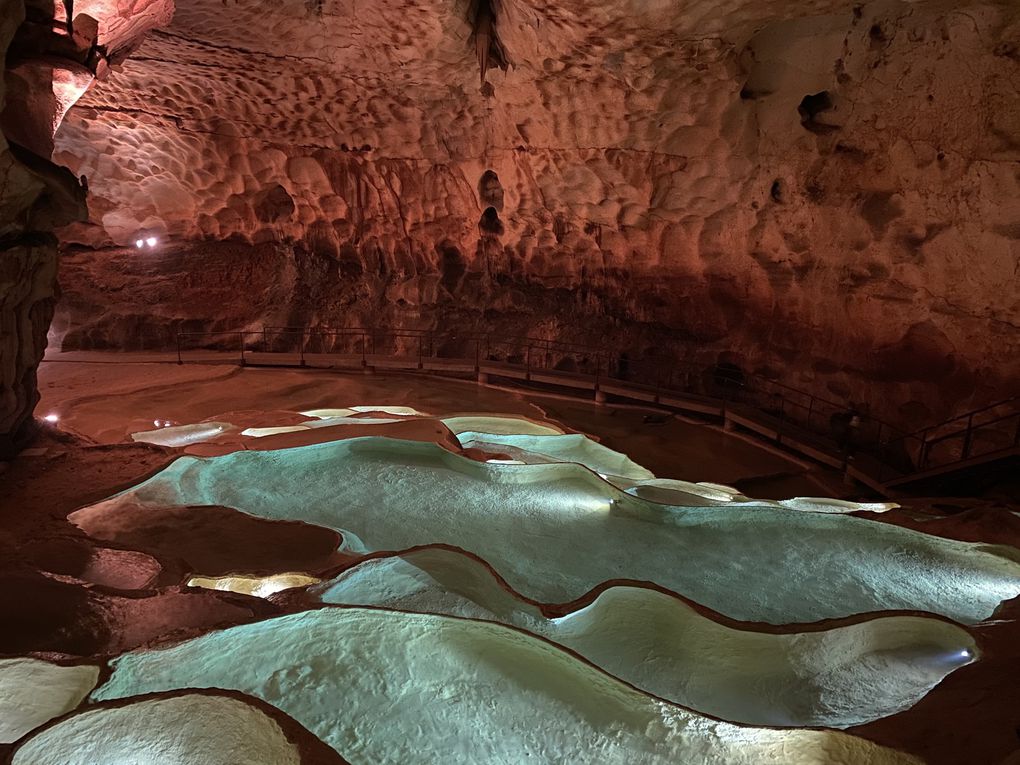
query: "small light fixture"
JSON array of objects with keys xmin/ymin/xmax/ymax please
[
  {"xmin": 146, "ymin": 237, "xmax": 158, "ymax": 247},
  {"xmin": 135, "ymin": 239, "xmax": 144, "ymax": 248},
  {"xmin": 44, "ymin": 413, "xmax": 59, "ymax": 423}
]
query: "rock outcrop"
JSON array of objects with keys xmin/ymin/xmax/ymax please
[
  {"xmin": 0, "ymin": 0, "xmax": 171, "ymax": 455},
  {"xmin": 1, "ymin": 0, "xmax": 85, "ymax": 456}
]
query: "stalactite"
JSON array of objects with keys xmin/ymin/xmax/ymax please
[{"xmin": 471, "ymin": 0, "xmax": 508, "ymax": 84}]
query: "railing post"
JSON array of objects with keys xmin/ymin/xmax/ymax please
[
  {"xmin": 594, "ymin": 353, "xmax": 605, "ymax": 403},
  {"xmin": 474, "ymin": 338, "xmax": 480, "ymax": 372},
  {"xmin": 176, "ymin": 333, "xmax": 183, "ymax": 365},
  {"xmin": 961, "ymin": 413, "xmax": 974, "ymax": 459},
  {"xmin": 239, "ymin": 332, "xmax": 245, "ymax": 366},
  {"xmin": 525, "ymin": 344, "xmax": 531, "ymax": 380},
  {"xmin": 299, "ymin": 329, "xmax": 306, "ymax": 367},
  {"xmin": 361, "ymin": 331, "xmax": 367, "ymax": 366},
  {"xmin": 805, "ymin": 396, "xmax": 814, "ymax": 430},
  {"xmin": 418, "ymin": 335, "xmax": 423, "ymax": 369},
  {"xmin": 262, "ymin": 327, "xmax": 268, "ymax": 352}
]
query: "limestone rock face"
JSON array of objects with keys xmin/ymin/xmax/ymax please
[
  {"xmin": 0, "ymin": 0, "xmax": 171, "ymax": 454},
  {"xmin": 0, "ymin": 0, "xmax": 84, "ymax": 455},
  {"xmin": 1, "ymin": 238, "xmax": 59, "ymax": 449},
  {"xmin": 48, "ymin": 0, "xmax": 1020, "ymax": 424}
]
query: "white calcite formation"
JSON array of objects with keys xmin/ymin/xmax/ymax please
[
  {"xmin": 187, "ymin": 571, "xmax": 321, "ymax": 597},
  {"xmin": 10, "ymin": 693, "xmax": 305, "ymax": 765},
  {"xmin": 72, "ymin": 436, "xmax": 1020, "ymax": 624},
  {"xmin": 0, "ymin": 658, "xmax": 100, "ymax": 743},
  {"xmin": 49, "ymin": 0, "xmax": 1020, "ymax": 425},
  {"xmin": 7, "ymin": 401, "xmax": 1016, "ymax": 763},
  {"xmin": 306, "ymin": 547, "xmax": 977, "ymax": 729},
  {"xmin": 90, "ymin": 607, "xmax": 926, "ymax": 765},
  {"xmin": 456, "ymin": 430, "xmax": 655, "ymax": 478}
]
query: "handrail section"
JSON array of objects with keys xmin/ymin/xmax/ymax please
[
  {"xmin": 881, "ymin": 400, "xmax": 1020, "ymax": 485},
  {"xmin": 174, "ymin": 326, "xmax": 1018, "ymax": 488}
]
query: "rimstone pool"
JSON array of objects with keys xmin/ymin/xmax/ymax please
[{"xmin": 5, "ymin": 403, "xmax": 1019, "ymax": 764}]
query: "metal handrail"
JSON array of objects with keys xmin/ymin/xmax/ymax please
[
  {"xmin": 263, "ymin": 326, "xmax": 629, "ymax": 361},
  {"xmin": 876, "ymin": 397, "xmax": 1019, "ymax": 478},
  {"xmin": 906, "ymin": 395, "xmax": 1019, "ymax": 437},
  {"xmin": 174, "ymin": 325, "xmax": 925, "ymax": 474},
  {"xmin": 923, "ymin": 410, "xmax": 1020, "ymax": 448},
  {"xmin": 176, "ymin": 327, "xmax": 887, "ymax": 414},
  {"xmin": 173, "ymin": 325, "xmax": 1020, "ymax": 488}
]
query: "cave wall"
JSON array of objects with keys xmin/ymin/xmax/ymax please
[
  {"xmin": 0, "ymin": 0, "xmax": 86, "ymax": 455},
  {"xmin": 51, "ymin": 0, "xmax": 1020, "ymax": 426},
  {"xmin": 0, "ymin": 0, "xmax": 171, "ymax": 454}
]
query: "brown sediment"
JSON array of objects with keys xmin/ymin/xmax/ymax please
[
  {"xmin": 0, "ymin": 566, "xmax": 278, "ymax": 656},
  {"xmin": 856, "ymin": 504, "xmax": 1020, "ymax": 548},
  {"xmin": 70, "ymin": 500, "xmax": 351, "ymax": 578}
]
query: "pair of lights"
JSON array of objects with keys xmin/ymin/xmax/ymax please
[
  {"xmin": 135, "ymin": 237, "xmax": 158, "ymax": 249},
  {"xmin": 43, "ymin": 413, "xmax": 59, "ymax": 423},
  {"xmin": 152, "ymin": 419, "xmax": 175, "ymax": 428}
]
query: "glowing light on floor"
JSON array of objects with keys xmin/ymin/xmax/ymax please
[
  {"xmin": 186, "ymin": 573, "xmax": 321, "ymax": 598},
  {"xmin": 43, "ymin": 413, "xmax": 59, "ymax": 423},
  {"xmin": 240, "ymin": 426, "xmax": 310, "ymax": 437},
  {"xmin": 130, "ymin": 422, "xmax": 230, "ymax": 447}
]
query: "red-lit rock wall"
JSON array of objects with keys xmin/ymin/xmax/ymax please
[
  {"xmin": 0, "ymin": 0, "xmax": 171, "ymax": 454},
  {"xmin": 51, "ymin": 0, "xmax": 1020, "ymax": 425},
  {"xmin": 0, "ymin": 0, "xmax": 85, "ymax": 455}
]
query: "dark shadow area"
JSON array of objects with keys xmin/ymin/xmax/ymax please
[
  {"xmin": 479, "ymin": 206, "xmax": 504, "ymax": 236},
  {"xmin": 478, "ymin": 170, "xmax": 504, "ymax": 211},
  {"xmin": 798, "ymin": 91, "xmax": 839, "ymax": 134}
]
